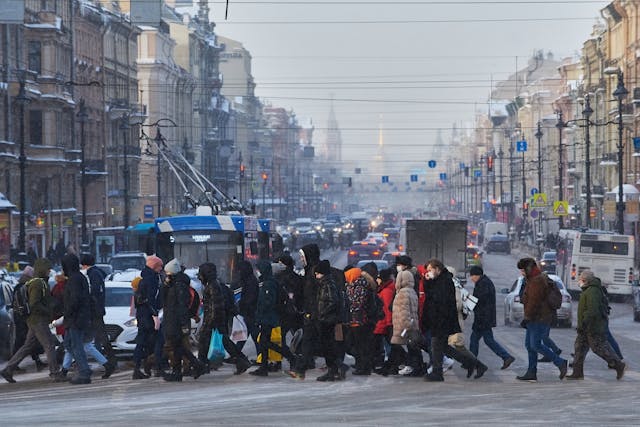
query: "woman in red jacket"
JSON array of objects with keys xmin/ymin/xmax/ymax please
[{"xmin": 373, "ymin": 268, "xmax": 395, "ymax": 374}]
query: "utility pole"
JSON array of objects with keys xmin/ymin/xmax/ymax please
[
  {"xmin": 556, "ymin": 111, "xmax": 564, "ymax": 229},
  {"xmin": 613, "ymin": 71, "xmax": 628, "ymax": 234},
  {"xmin": 121, "ymin": 114, "xmax": 130, "ymax": 228},
  {"xmin": 16, "ymin": 72, "xmax": 30, "ymax": 266},
  {"xmin": 583, "ymin": 95, "xmax": 593, "ymax": 228},
  {"xmin": 77, "ymin": 99, "xmax": 89, "ymax": 253},
  {"xmin": 155, "ymin": 128, "xmax": 163, "ymax": 217}
]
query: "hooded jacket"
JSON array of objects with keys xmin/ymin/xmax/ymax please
[
  {"xmin": 422, "ymin": 269, "xmax": 461, "ymax": 338},
  {"xmin": 521, "ymin": 267, "xmax": 554, "ymax": 325},
  {"xmin": 374, "ymin": 278, "xmax": 395, "ymax": 335},
  {"xmin": 162, "ymin": 271, "xmax": 191, "ymax": 339},
  {"xmin": 346, "ymin": 269, "xmax": 376, "ymax": 326},
  {"xmin": 237, "ymin": 260, "xmax": 259, "ymax": 319},
  {"xmin": 136, "ymin": 265, "xmax": 163, "ymax": 329},
  {"xmin": 25, "ymin": 258, "xmax": 53, "ymax": 327},
  {"xmin": 317, "ymin": 272, "xmax": 339, "ymax": 324},
  {"xmin": 300, "ymin": 244, "xmax": 321, "ymax": 316},
  {"xmin": 199, "ymin": 262, "xmax": 227, "ymax": 330},
  {"xmin": 86, "ymin": 265, "xmax": 106, "ymax": 317},
  {"xmin": 255, "ymin": 260, "xmax": 279, "ymax": 327},
  {"xmin": 391, "ymin": 269, "xmax": 418, "ymax": 344},
  {"xmin": 275, "ymin": 262, "xmax": 304, "ymax": 328},
  {"xmin": 472, "ymin": 274, "xmax": 497, "ymax": 331},
  {"xmin": 577, "ymin": 276, "xmax": 608, "ymax": 335},
  {"xmin": 62, "ymin": 253, "xmax": 92, "ymax": 332}
]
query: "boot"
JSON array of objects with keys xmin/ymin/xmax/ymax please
[
  {"xmin": 35, "ymin": 358, "xmax": 48, "ymax": 372},
  {"xmin": 615, "ymin": 362, "xmax": 626, "ymax": 380},
  {"xmin": 163, "ymin": 369, "xmax": 183, "ymax": 382},
  {"xmin": 53, "ymin": 368, "xmax": 69, "ymax": 382},
  {"xmin": 424, "ymin": 373, "xmax": 444, "ymax": 382},
  {"xmin": 249, "ymin": 366, "xmax": 269, "ymax": 377},
  {"xmin": 70, "ymin": 376, "xmax": 91, "ymax": 385},
  {"xmin": 235, "ymin": 356, "xmax": 251, "ymax": 375},
  {"xmin": 132, "ymin": 368, "xmax": 150, "ymax": 380},
  {"xmin": 566, "ymin": 366, "xmax": 584, "ymax": 380},
  {"xmin": 192, "ymin": 361, "xmax": 207, "ymax": 380},
  {"xmin": 558, "ymin": 359, "xmax": 568, "ymax": 380},
  {"xmin": 474, "ymin": 362, "xmax": 488, "ymax": 379},
  {"xmin": 0, "ymin": 369, "xmax": 16, "ymax": 383},
  {"xmin": 316, "ymin": 371, "xmax": 336, "ymax": 382},
  {"xmin": 102, "ymin": 361, "xmax": 116, "ymax": 379},
  {"xmin": 516, "ymin": 371, "xmax": 537, "ymax": 382}
]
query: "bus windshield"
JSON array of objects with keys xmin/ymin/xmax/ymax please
[{"xmin": 579, "ymin": 241, "xmax": 628, "ymax": 255}]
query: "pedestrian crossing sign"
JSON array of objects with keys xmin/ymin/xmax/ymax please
[
  {"xmin": 553, "ymin": 201, "xmax": 569, "ymax": 216},
  {"xmin": 531, "ymin": 192, "xmax": 547, "ymax": 207}
]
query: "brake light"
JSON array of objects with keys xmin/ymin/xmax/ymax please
[
  {"xmin": 571, "ymin": 264, "xmax": 576, "ymax": 280},
  {"xmin": 474, "ymin": 254, "xmax": 479, "ymax": 259},
  {"xmin": 397, "ymin": 244, "xmax": 404, "ymax": 251},
  {"xmin": 372, "ymin": 251, "xmax": 380, "ymax": 256},
  {"xmin": 348, "ymin": 250, "xmax": 357, "ymax": 256}
]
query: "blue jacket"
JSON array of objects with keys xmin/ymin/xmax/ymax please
[
  {"xmin": 135, "ymin": 266, "xmax": 163, "ymax": 330},
  {"xmin": 255, "ymin": 260, "xmax": 279, "ymax": 327}
]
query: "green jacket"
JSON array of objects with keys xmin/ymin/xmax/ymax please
[
  {"xmin": 26, "ymin": 277, "xmax": 53, "ymax": 326},
  {"xmin": 577, "ymin": 277, "xmax": 608, "ymax": 335}
]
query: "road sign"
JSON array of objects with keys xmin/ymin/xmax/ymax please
[
  {"xmin": 530, "ymin": 209, "xmax": 539, "ymax": 219},
  {"xmin": 439, "ymin": 173, "xmax": 447, "ymax": 181},
  {"xmin": 381, "ymin": 175, "xmax": 389, "ymax": 183},
  {"xmin": 410, "ymin": 174, "xmax": 418, "ymax": 182},
  {"xmin": 144, "ymin": 204, "xmax": 154, "ymax": 218},
  {"xmin": 516, "ymin": 140, "xmax": 527, "ymax": 152},
  {"xmin": 473, "ymin": 169, "xmax": 481, "ymax": 178},
  {"xmin": 531, "ymin": 193, "xmax": 547, "ymax": 207},
  {"xmin": 553, "ymin": 201, "xmax": 569, "ymax": 216},
  {"xmin": 530, "ymin": 188, "xmax": 538, "ymax": 196},
  {"xmin": 459, "ymin": 162, "xmax": 465, "ymax": 170},
  {"xmin": 428, "ymin": 160, "xmax": 437, "ymax": 168}
]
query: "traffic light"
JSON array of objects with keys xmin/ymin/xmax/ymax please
[
  {"xmin": 261, "ymin": 172, "xmax": 268, "ymax": 182},
  {"xmin": 239, "ymin": 163, "xmax": 245, "ymax": 178},
  {"xmin": 487, "ymin": 155, "xmax": 494, "ymax": 172},
  {"xmin": 523, "ymin": 202, "xmax": 529, "ymax": 215}
]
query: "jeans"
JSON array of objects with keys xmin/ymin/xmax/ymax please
[
  {"xmin": 525, "ymin": 322, "xmax": 566, "ymax": 372},
  {"xmin": 606, "ymin": 326, "xmax": 623, "ymax": 360},
  {"xmin": 63, "ymin": 340, "xmax": 107, "ymax": 369},
  {"xmin": 470, "ymin": 328, "xmax": 512, "ymax": 360},
  {"xmin": 64, "ymin": 328, "xmax": 91, "ymax": 379}
]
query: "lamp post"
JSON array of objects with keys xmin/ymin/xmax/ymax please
[
  {"xmin": 613, "ymin": 71, "xmax": 628, "ymax": 234},
  {"xmin": 498, "ymin": 147, "xmax": 504, "ymax": 221},
  {"xmin": 261, "ymin": 172, "xmax": 268, "ymax": 217},
  {"xmin": 121, "ymin": 114, "xmax": 130, "ymax": 228},
  {"xmin": 535, "ymin": 121, "xmax": 543, "ymax": 195},
  {"xmin": 154, "ymin": 128, "xmax": 163, "ymax": 217},
  {"xmin": 582, "ymin": 95, "xmax": 594, "ymax": 228},
  {"xmin": 555, "ymin": 111, "xmax": 565, "ymax": 229},
  {"xmin": 77, "ymin": 99, "xmax": 89, "ymax": 253},
  {"xmin": 509, "ymin": 135, "xmax": 515, "ymax": 233},
  {"xmin": 16, "ymin": 73, "xmax": 30, "ymax": 265}
]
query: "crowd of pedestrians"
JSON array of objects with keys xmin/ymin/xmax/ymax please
[{"xmin": 0, "ymin": 246, "xmax": 626, "ymax": 385}]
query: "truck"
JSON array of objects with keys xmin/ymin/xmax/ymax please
[{"xmin": 404, "ymin": 219, "xmax": 468, "ymax": 283}]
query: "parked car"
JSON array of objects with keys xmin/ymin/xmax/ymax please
[
  {"xmin": 484, "ymin": 234, "xmax": 510, "ymax": 254},
  {"xmin": 347, "ymin": 241, "xmax": 383, "ymax": 265},
  {"xmin": 109, "ymin": 252, "xmax": 147, "ymax": 272},
  {"xmin": 95, "ymin": 263, "xmax": 114, "ymax": 277},
  {"xmin": 466, "ymin": 246, "xmax": 483, "ymax": 270},
  {"xmin": 381, "ymin": 251, "xmax": 406, "ymax": 264},
  {"xmin": 355, "ymin": 259, "xmax": 390, "ymax": 272},
  {"xmin": 538, "ymin": 251, "xmax": 557, "ymax": 274},
  {"xmin": 502, "ymin": 274, "xmax": 572, "ymax": 328},
  {"xmin": 0, "ymin": 276, "xmax": 16, "ymax": 360}
]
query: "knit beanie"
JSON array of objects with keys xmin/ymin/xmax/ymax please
[
  {"xmin": 316, "ymin": 259, "xmax": 331, "ymax": 276},
  {"xmin": 146, "ymin": 255, "xmax": 163, "ymax": 270},
  {"xmin": 164, "ymin": 258, "xmax": 181, "ymax": 275}
]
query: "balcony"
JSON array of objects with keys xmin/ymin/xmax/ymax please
[{"xmin": 599, "ymin": 153, "xmax": 617, "ymax": 166}]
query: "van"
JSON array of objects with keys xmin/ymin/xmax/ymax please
[{"xmin": 483, "ymin": 222, "xmax": 508, "ymax": 247}]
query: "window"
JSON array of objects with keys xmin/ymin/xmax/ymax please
[
  {"xmin": 580, "ymin": 240, "xmax": 628, "ymax": 255},
  {"xmin": 28, "ymin": 41, "xmax": 41, "ymax": 74},
  {"xmin": 29, "ymin": 110, "xmax": 43, "ymax": 145}
]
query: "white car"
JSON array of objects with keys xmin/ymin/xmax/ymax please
[{"xmin": 502, "ymin": 274, "xmax": 572, "ymax": 328}]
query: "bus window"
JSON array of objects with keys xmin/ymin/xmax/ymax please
[{"xmin": 580, "ymin": 241, "xmax": 628, "ymax": 255}]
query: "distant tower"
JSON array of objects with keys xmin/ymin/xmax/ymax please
[
  {"xmin": 324, "ymin": 99, "xmax": 342, "ymax": 163},
  {"xmin": 374, "ymin": 115, "xmax": 386, "ymax": 177}
]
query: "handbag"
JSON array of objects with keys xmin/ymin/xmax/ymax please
[
  {"xmin": 207, "ymin": 329, "xmax": 225, "ymax": 362},
  {"xmin": 231, "ymin": 315, "xmax": 248, "ymax": 343}
]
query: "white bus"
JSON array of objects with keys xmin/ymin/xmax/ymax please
[{"xmin": 557, "ymin": 229, "xmax": 636, "ymax": 298}]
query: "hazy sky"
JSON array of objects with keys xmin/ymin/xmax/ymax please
[{"xmin": 210, "ymin": 0, "xmax": 610, "ymax": 177}]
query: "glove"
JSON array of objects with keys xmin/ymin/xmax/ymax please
[{"xmin": 520, "ymin": 319, "xmax": 528, "ymax": 329}]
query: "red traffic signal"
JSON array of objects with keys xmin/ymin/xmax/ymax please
[{"xmin": 487, "ymin": 155, "xmax": 494, "ymax": 172}]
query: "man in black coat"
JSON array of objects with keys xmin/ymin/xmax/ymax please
[
  {"xmin": 469, "ymin": 266, "xmax": 515, "ymax": 369},
  {"xmin": 236, "ymin": 260, "xmax": 259, "ymax": 351},
  {"xmin": 61, "ymin": 253, "xmax": 93, "ymax": 384}
]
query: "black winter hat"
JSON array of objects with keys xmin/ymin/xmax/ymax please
[
  {"xmin": 316, "ymin": 259, "xmax": 331, "ymax": 276},
  {"xmin": 379, "ymin": 268, "xmax": 392, "ymax": 282},
  {"xmin": 396, "ymin": 255, "xmax": 412, "ymax": 267},
  {"xmin": 469, "ymin": 266, "xmax": 483, "ymax": 276},
  {"xmin": 278, "ymin": 254, "xmax": 294, "ymax": 268},
  {"xmin": 361, "ymin": 261, "xmax": 379, "ymax": 278}
]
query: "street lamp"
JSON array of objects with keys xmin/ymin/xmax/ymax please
[
  {"xmin": 535, "ymin": 121, "xmax": 543, "ymax": 195},
  {"xmin": 498, "ymin": 146, "xmax": 504, "ymax": 221},
  {"xmin": 555, "ymin": 111, "xmax": 565, "ymax": 229},
  {"xmin": 612, "ymin": 71, "xmax": 628, "ymax": 234},
  {"xmin": 77, "ymin": 99, "xmax": 89, "ymax": 253},
  {"xmin": 15, "ymin": 72, "xmax": 30, "ymax": 266},
  {"xmin": 120, "ymin": 114, "xmax": 130, "ymax": 228},
  {"xmin": 154, "ymin": 128, "xmax": 163, "ymax": 217},
  {"xmin": 261, "ymin": 172, "xmax": 268, "ymax": 217},
  {"xmin": 582, "ymin": 95, "xmax": 594, "ymax": 228}
]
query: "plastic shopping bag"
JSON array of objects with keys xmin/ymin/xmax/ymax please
[
  {"xmin": 207, "ymin": 329, "xmax": 225, "ymax": 362},
  {"xmin": 256, "ymin": 326, "xmax": 283, "ymax": 363},
  {"xmin": 231, "ymin": 315, "xmax": 248, "ymax": 343}
]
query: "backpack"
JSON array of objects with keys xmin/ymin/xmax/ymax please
[
  {"xmin": 188, "ymin": 286, "xmax": 200, "ymax": 318},
  {"xmin": 12, "ymin": 282, "xmax": 31, "ymax": 317},
  {"xmin": 546, "ymin": 276, "xmax": 562, "ymax": 310},
  {"xmin": 367, "ymin": 292, "xmax": 385, "ymax": 323}
]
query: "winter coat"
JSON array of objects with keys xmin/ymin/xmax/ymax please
[
  {"xmin": 162, "ymin": 272, "xmax": 191, "ymax": 340},
  {"xmin": 422, "ymin": 269, "xmax": 461, "ymax": 338},
  {"xmin": 346, "ymin": 274, "xmax": 374, "ymax": 326},
  {"xmin": 136, "ymin": 265, "xmax": 163, "ymax": 330},
  {"xmin": 301, "ymin": 244, "xmax": 321, "ymax": 317},
  {"xmin": 472, "ymin": 274, "xmax": 497, "ymax": 331},
  {"xmin": 317, "ymin": 274, "xmax": 339, "ymax": 324},
  {"xmin": 61, "ymin": 254, "xmax": 92, "ymax": 332},
  {"xmin": 522, "ymin": 268, "xmax": 554, "ymax": 325},
  {"xmin": 275, "ymin": 266, "xmax": 304, "ymax": 327},
  {"xmin": 374, "ymin": 278, "xmax": 395, "ymax": 335},
  {"xmin": 25, "ymin": 277, "xmax": 53, "ymax": 327},
  {"xmin": 254, "ymin": 260, "xmax": 279, "ymax": 327},
  {"xmin": 237, "ymin": 260, "xmax": 259, "ymax": 320},
  {"xmin": 391, "ymin": 270, "xmax": 419, "ymax": 345},
  {"xmin": 449, "ymin": 277, "xmax": 467, "ymax": 347},
  {"xmin": 51, "ymin": 276, "xmax": 66, "ymax": 335},
  {"xmin": 416, "ymin": 265, "xmax": 427, "ymax": 324},
  {"xmin": 200, "ymin": 263, "xmax": 227, "ymax": 330},
  {"xmin": 577, "ymin": 277, "xmax": 608, "ymax": 335},
  {"xmin": 86, "ymin": 265, "xmax": 106, "ymax": 317}
]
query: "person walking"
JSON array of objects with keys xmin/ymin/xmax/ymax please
[
  {"xmin": 1, "ymin": 259, "xmax": 60, "ymax": 383},
  {"xmin": 566, "ymin": 270, "xmax": 625, "ymax": 380},
  {"xmin": 373, "ymin": 268, "xmax": 394, "ymax": 374},
  {"xmin": 313, "ymin": 260, "xmax": 341, "ymax": 382},
  {"xmin": 345, "ymin": 262, "xmax": 377, "ymax": 376},
  {"xmin": 516, "ymin": 257, "xmax": 568, "ymax": 382},
  {"xmin": 236, "ymin": 260, "xmax": 260, "ymax": 352},
  {"xmin": 468, "ymin": 266, "xmax": 515, "ymax": 369}
]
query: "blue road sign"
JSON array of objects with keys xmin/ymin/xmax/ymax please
[
  {"xmin": 530, "ymin": 188, "xmax": 538, "ymax": 196},
  {"xmin": 382, "ymin": 175, "xmax": 389, "ymax": 183},
  {"xmin": 634, "ymin": 137, "xmax": 640, "ymax": 151},
  {"xmin": 459, "ymin": 162, "xmax": 465, "ymax": 170},
  {"xmin": 410, "ymin": 174, "xmax": 418, "ymax": 182},
  {"xmin": 439, "ymin": 173, "xmax": 447, "ymax": 181},
  {"xmin": 474, "ymin": 169, "xmax": 482, "ymax": 178},
  {"xmin": 144, "ymin": 204, "xmax": 154, "ymax": 218},
  {"xmin": 516, "ymin": 140, "xmax": 527, "ymax": 152},
  {"xmin": 428, "ymin": 160, "xmax": 436, "ymax": 168}
]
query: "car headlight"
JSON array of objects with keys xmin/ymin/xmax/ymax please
[{"xmin": 124, "ymin": 318, "xmax": 138, "ymax": 327}]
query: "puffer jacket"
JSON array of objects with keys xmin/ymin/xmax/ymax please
[
  {"xmin": 237, "ymin": 260, "xmax": 259, "ymax": 319},
  {"xmin": 391, "ymin": 269, "xmax": 418, "ymax": 344},
  {"xmin": 61, "ymin": 254, "xmax": 92, "ymax": 332},
  {"xmin": 522, "ymin": 268, "xmax": 554, "ymax": 325},
  {"xmin": 199, "ymin": 262, "xmax": 227, "ymax": 330},
  {"xmin": 346, "ymin": 273, "xmax": 374, "ymax": 326},
  {"xmin": 135, "ymin": 265, "xmax": 163, "ymax": 330},
  {"xmin": 374, "ymin": 278, "xmax": 395, "ymax": 335},
  {"xmin": 26, "ymin": 258, "xmax": 54, "ymax": 327},
  {"xmin": 254, "ymin": 260, "xmax": 279, "ymax": 327},
  {"xmin": 317, "ymin": 274, "xmax": 339, "ymax": 324},
  {"xmin": 472, "ymin": 274, "xmax": 497, "ymax": 331},
  {"xmin": 162, "ymin": 272, "xmax": 191, "ymax": 340},
  {"xmin": 422, "ymin": 269, "xmax": 461, "ymax": 338},
  {"xmin": 300, "ymin": 244, "xmax": 321, "ymax": 317},
  {"xmin": 577, "ymin": 277, "xmax": 608, "ymax": 335}
]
